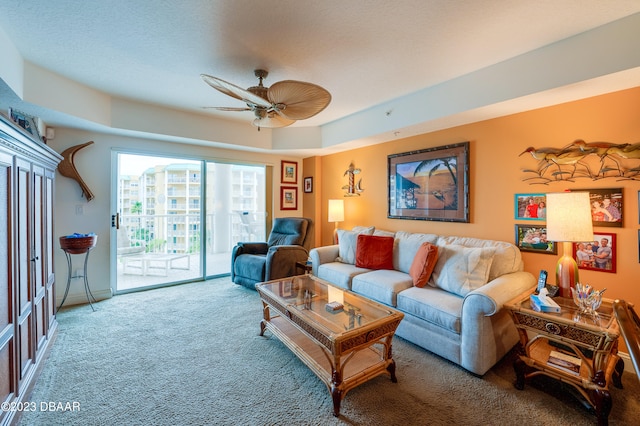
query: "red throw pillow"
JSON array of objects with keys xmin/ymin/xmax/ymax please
[
  {"xmin": 355, "ymin": 235, "xmax": 394, "ymax": 270},
  {"xmin": 409, "ymin": 242, "xmax": 439, "ymax": 287}
]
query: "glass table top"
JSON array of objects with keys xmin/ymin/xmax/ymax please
[
  {"xmin": 513, "ymin": 295, "xmax": 616, "ymax": 330},
  {"xmin": 257, "ymin": 275, "xmax": 397, "ymax": 336}
]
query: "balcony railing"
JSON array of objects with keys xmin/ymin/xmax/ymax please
[{"xmin": 118, "ymin": 212, "xmax": 266, "ymax": 255}]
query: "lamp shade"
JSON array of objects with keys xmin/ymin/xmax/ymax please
[
  {"xmin": 546, "ymin": 192, "xmax": 593, "ymax": 242},
  {"xmin": 546, "ymin": 191, "xmax": 593, "ymax": 298},
  {"xmin": 328, "ymin": 199, "xmax": 344, "ymax": 223}
]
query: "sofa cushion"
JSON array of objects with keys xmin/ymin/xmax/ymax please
[
  {"xmin": 351, "ymin": 270, "xmax": 413, "ymax": 307},
  {"xmin": 317, "ymin": 262, "xmax": 371, "ymax": 290},
  {"xmin": 336, "ymin": 227, "xmax": 375, "ymax": 264},
  {"xmin": 429, "ymin": 244, "xmax": 496, "ymax": 297},
  {"xmin": 437, "ymin": 235, "xmax": 522, "ymax": 280},
  {"xmin": 409, "ymin": 242, "xmax": 439, "ymax": 287},
  {"xmin": 355, "ymin": 235, "xmax": 394, "ymax": 270},
  {"xmin": 394, "ymin": 231, "xmax": 439, "ymax": 273},
  {"xmin": 397, "ymin": 286, "xmax": 463, "ymax": 334}
]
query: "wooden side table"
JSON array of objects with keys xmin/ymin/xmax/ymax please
[{"xmin": 505, "ymin": 291, "xmax": 624, "ymax": 426}]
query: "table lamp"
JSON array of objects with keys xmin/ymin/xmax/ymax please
[
  {"xmin": 545, "ymin": 191, "xmax": 593, "ymax": 298},
  {"xmin": 328, "ymin": 199, "xmax": 344, "ymax": 244}
]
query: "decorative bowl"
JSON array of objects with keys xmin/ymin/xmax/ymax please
[
  {"xmin": 59, "ymin": 234, "xmax": 97, "ymax": 254},
  {"xmin": 571, "ymin": 283, "xmax": 605, "ymax": 321}
]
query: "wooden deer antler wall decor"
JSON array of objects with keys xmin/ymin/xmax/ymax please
[{"xmin": 58, "ymin": 141, "xmax": 95, "ymax": 201}]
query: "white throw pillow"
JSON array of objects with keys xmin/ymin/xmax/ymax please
[
  {"xmin": 428, "ymin": 244, "xmax": 496, "ymax": 297},
  {"xmin": 336, "ymin": 227, "xmax": 374, "ymax": 264},
  {"xmin": 352, "ymin": 226, "xmax": 375, "ymax": 234}
]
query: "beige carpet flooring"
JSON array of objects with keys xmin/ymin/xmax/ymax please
[{"xmin": 17, "ymin": 277, "xmax": 640, "ymax": 425}]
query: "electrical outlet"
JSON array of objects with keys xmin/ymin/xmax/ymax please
[{"xmin": 75, "ymin": 205, "xmax": 83, "ymax": 215}]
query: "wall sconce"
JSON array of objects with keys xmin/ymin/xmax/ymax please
[
  {"xmin": 328, "ymin": 199, "xmax": 344, "ymax": 244},
  {"xmin": 546, "ymin": 191, "xmax": 594, "ymax": 298}
]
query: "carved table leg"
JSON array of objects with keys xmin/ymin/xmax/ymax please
[
  {"xmin": 612, "ymin": 357, "xmax": 624, "ymax": 389},
  {"xmin": 387, "ymin": 359, "xmax": 398, "ymax": 383},
  {"xmin": 592, "ymin": 388, "xmax": 612, "ymax": 426},
  {"xmin": 331, "ymin": 370, "xmax": 343, "ymax": 417},
  {"xmin": 513, "ymin": 357, "xmax": 527, "ymax": 390},
  {"xmin": 259, "ymin": 303, "xmax": 269, "ymax": 336},
  {"xmin": 386, "ymin": 340, "xmax": 398, "ymax": 383}
]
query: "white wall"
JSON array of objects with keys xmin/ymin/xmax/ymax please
[{"xmin": 49, "ymin": 127, "xmax": 303, "ymax": 306}]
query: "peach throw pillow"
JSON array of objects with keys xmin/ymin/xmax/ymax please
[{"xmin": 409, "ymin": 242, "xmax": 439, "ymax": 287}]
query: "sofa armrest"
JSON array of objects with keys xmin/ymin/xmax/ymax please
[
  {"xmin": 460, "ymin": 272, "xmax": 536, "ymax": 375},
  {"xmin": 265, "ymin": 245, "xmax": 309, "ymax": 281},
  {"xmin": 309, "ymin": 245, "xmax": 339, "ymax": 276},
  {"xmin": 463, "ymin": 271, "xmax": 536, "ymax": 316},
  {"xmin": 459, "ymin": 271, "xmax": 536, "ymax": 375}
]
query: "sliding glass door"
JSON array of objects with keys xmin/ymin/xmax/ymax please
[
  {"xmin": 113, "ymin": 153, "xmax": 265, "ymax": 293},
  {"xmin": 204, "ymin": 161, "xmax": 267, "ymax": 276}
]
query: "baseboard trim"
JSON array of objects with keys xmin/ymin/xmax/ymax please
[
  {"xmin": 56, "ymin": 288, "xmax": 113, "ymax": 309},
  {"xmin": 618, "ymin": 352, "xmax": 637, "ymax": 377}
]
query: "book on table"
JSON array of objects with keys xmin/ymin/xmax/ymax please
[{"xmin": 547, "ymin": 350, "xmax": 581, "ymax": 375}]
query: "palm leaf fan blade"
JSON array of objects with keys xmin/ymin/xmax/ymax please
[
  {"xmin": 202, "ymin": 106, "xmax": 252, "ymax": 112},
  {"xmin": 200, "ymin": 74, "xmax": 270, "ymax": 108},
  {"xmin": 268, "ymin": 81, "xmax": 331, "ymax": 120}
]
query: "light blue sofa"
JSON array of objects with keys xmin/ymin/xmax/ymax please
[{"xmin": 309, "ymin": 228, "xmax": 536, "ymax": 375}]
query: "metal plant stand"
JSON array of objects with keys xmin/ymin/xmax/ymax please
[{"xmin": 59, "ymin": 235, "xmax": 98, "ymax": 311}]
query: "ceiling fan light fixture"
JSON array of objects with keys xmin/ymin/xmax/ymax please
[{"xmin": 252, "ymin": 112, "xmax": 295, "ymax": 129}]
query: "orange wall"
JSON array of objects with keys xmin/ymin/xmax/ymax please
[
  {"xmin": 308, "ymin": 86, "xmax": 640, "ymax": 306},
  {"xmin": 302, "ymin": 156, "xmax": 322, "ymax": 248}
]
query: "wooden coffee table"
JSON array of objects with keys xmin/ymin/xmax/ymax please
[{"xmin": 256, "ymin": 274, "xmax": 404, "ymax": 416}]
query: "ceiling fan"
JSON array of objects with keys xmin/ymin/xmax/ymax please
[{"xmin": 201, "ymin": 69, "xmax": 331, "ymax": 129}]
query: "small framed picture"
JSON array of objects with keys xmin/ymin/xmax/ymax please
[
  {"xmin": 573, "ymin": 232, "xmax": 616, "ymax": 273},
  {"xmin": 515, "ymin": 224, "xmax": 557, "ymax": 254},
  {"xmin": 281, "ymin": 160, "xmax": 298, "ymax": 184},
  {"xmin": 280, "ymin": 186, "xmax": 298, "ymax": 210},
  {"xmin": 514, "ymin": 193, "xmax": 547, "ymax": 221},
  {"xmin": 303, "ymin": 177, "xmax": 313, "ymax": 193},
  {"xmin": 574, "ymin": 188, "xmax": 623, "ymax": 227}
]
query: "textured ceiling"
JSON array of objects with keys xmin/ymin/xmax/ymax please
[{"xmin": 1, "ymin": 1, "xmax": 640, "ymax": 148}]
